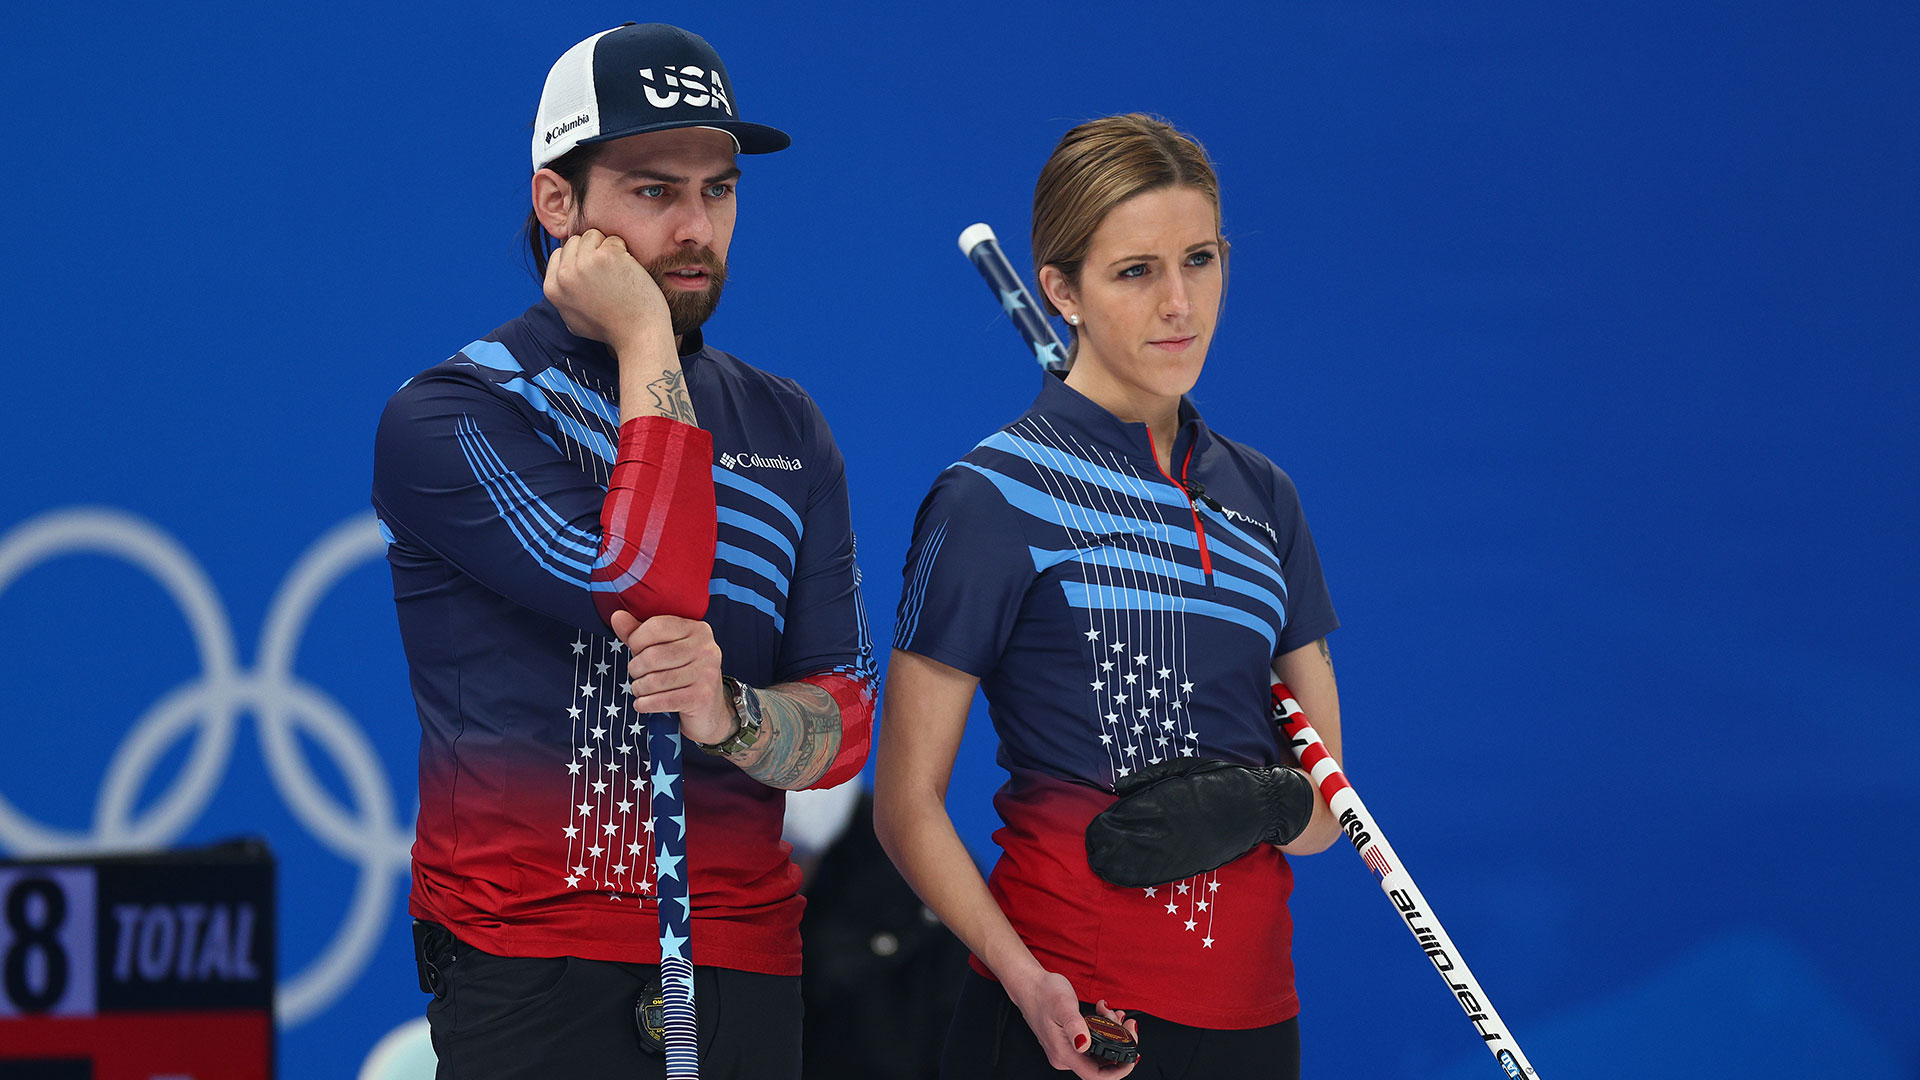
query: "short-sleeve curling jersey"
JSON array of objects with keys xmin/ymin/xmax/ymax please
[{"xmin": 895, "ymin": 371, "xmax": 1338, "ymax": 1028}]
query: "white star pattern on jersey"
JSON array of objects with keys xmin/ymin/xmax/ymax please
[
  {"xmin": 1001, "ymin": 415, "xmax": 1225, "ymax": 953},
  {"xmin": 564, "ymin": 633, "xmax": 656, "ymax": 898}
]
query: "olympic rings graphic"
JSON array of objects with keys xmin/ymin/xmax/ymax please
[{"xmin": 0, "ymin": 506, "xmax": 411, "ymax": 1028}]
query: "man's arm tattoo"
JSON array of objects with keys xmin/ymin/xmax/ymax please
[
  {"xmin": 729, "ymin": 682, "xmax": 844, "ymax": 790},
  {"xmin": 644, "ymin": 369, "xmax": 699, "ymax": 424},
  {"xmin": 1316, "ymin": 637, "xmax": 1335, "ymax": 676}
]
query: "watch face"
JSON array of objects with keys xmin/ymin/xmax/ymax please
[
  {"xmin": 732, "ymin": 682, "xmax": 763, "ymax": 732},
  {"xmin": 634, "ymin": 983, "xmax": 666, "ymax": 1052},
  {"xmin": 737, "ymin": 685, "xmax": 763, "ymax": 726},
  {"xmin": 698, "ymin": 678, "xmax": 762, "ymax": 755}
]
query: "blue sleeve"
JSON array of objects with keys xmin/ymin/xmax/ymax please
[
  {"xmin": 1269, "ymin": 464, "xmax": 1340, "ymax": 656},
  {"xmin": 893, "ymin": 464, "xmax": 1037, "ymax": 679},
  {"xmin": 771, "ymin": 398, "xmax": 875, "ymax": 685},
  {"xmin": 371, "ymin": 369, "xmax": 607, "ymax": 634}
]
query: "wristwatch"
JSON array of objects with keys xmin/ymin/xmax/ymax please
[{"xmin": 697, "ymin": 676, "xmax": 764, "ymax": 757}]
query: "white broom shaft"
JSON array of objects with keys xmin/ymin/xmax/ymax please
[{"xmin": 1273, "ymin": 683, "xmax": 1541, "ymax": 1079}]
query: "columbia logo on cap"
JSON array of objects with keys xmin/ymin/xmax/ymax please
[{"xmin": 545, "ymin": 113, "xmax": 591, "ymax": 145}]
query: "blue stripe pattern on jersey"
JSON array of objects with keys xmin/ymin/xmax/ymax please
[
  {"xmin": 451, "ymin": 335, "xmax": 830, "ymax": 650},
  {"xmin": 707, "ymin": 467, "xmax": 803, "ymax": 629},
  {"xmin": 981, "ymin": 430, "xmax": 1187, "ymax": 511},
  {"xmin": 959, "ymin": 456, "xmax": 1284, "ymax": 595},
  {"xmin": 709, "ymin": 577, "xmax": 784, "ymax": 631},
  {"xmin": 713, "ymin": 466, "xmax": 804, "ymax": 535},
  {"xmin": 988, "ymin": 422, "xmax": 1286, "ymax": 580},
  {"xmin": 456, "ymin": 416, "xmax": 625, "ymax": 591},
  {"xmin": 1028, "ymin": 545, "xmax": 1286, "ymax": 627},
  {"xmin": 462, "ymin": 340, "xmax": 622, "ymax": 464},
  {"xmin": 458, "ymin": 339, "xmax": 520, "ymax": 372},
  {"xmin": 533, "ymin": 366, "xmax": 620, "ymax": 427},
  {"xmin": 847, "ymin": 536, "xmax": 878, "ymax": 682},
  {"xmin": 458, "ymin": 337, "xmax": 808, "ymax": 631},
  {"xmin": 894, "ymin": 519, "xmax": 948, "ymax": 648},
  {"xmin": 715, "ymin": 541, "xmax": 789, "ymax": 596},
  {"xmin": 717, "ymin": 505, "xmax": 796, "ymax": 566},
  {"xmin": 957, "ymin": 460, "xmax": 1287, "ymax": 638},
  {"xmin": 994, "ymin": 417, "xmax": 1288, "ymax": 591},
  {"xmin": 1059, "ymin": 581, "xmax": 1277, "ymax": 651}
]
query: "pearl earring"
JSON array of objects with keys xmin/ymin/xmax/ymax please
[{"xmin": 1067, "ymin": 314, "xmax": 1081, "ymax": 325}]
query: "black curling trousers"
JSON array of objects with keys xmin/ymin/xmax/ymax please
[
  {"xmin": 940, "ymin": 968, "xmax": 1300, "ymax": 1080},
  {"xmin": 420, "ymin": 925, "xmax": 800, "ymax": 1079}
]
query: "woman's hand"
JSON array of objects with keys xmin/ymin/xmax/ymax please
[
  {"xmin": 1005, "ymin": 969, "xmax": 1140, "ymax": 1078},
  {"xmin": 876, "ymin": 650, "xmax": 1140, "ymax": 1074}
]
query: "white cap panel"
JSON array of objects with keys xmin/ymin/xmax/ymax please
[{"xmin": 532, "ymin": 28, "xmax": 614, "ymax": 170}]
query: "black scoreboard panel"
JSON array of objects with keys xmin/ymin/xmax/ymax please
[{"xmin": 0, "ymin": 840, "xmax": 273, "ymax": 1079}]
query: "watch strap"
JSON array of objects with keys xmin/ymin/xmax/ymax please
[{"xmin": 699, "ymin": 676, "xmax": 764, "ymax": 756}]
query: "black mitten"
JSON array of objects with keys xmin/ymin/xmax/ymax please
[{"xmin": 1084, "ymin": 758, "xmax": 1315, "ymax": 887}]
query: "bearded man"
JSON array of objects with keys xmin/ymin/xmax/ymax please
[{"xmin": 371, "ymin": 22, "xmax": 874, "ymax": 1078}]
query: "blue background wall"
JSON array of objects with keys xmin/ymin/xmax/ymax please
[{"xmin": 2, "ymin": 2, "xmax": 1914, "ymax": 1076}]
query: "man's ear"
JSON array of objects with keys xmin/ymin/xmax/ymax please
[
  {"xmin": 1037, "ymin": 264, "xmax": 1078, "ymax": 324},
  {"xmin": 531, "ymin": 168, "xmax": 577, "ymax": 241}
]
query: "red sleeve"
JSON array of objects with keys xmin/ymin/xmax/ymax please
[
  {"xmin": 591, "ymin": 416, "xmax": 717, "ymax": 624},
  {"xmin": 794, "ymin": 670, "xmax": 874, "ymax": 790}
]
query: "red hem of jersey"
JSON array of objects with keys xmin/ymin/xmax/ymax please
[
  {"xmin": 965, "ymin": 954, "xmax": 1300, "ymax": 1030},
  {"xmin": 410, "ymin": 899, "xmax": 801, "ymax": 977}
]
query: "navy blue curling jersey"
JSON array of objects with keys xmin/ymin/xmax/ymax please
[
  {"xmin": 894, "ymin": 370, "xmax": 1338, "ymax": 1027},
  {"xmin": 373, "ymin": 300, "xmax": 875, "ymax": 974}
]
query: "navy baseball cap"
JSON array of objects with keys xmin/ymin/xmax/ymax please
[{"xmin": 532, "ymin": 23, "xmax": 791, "ymax": 171}]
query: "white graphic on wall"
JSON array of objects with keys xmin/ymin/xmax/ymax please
[{"xmin": 0, "ymin": 507, "xmax": 409, "ymax": 1028}]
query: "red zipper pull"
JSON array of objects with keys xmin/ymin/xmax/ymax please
[{"xmin": 1151, "ymin": 432, "xmax": 1214, "ymax": 579}]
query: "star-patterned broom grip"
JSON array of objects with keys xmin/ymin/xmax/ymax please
[
  {"xmin": 647, "ymin": 714, "xmax": 698, "ymax": 1078},
  {"xmin": 1270, "ymin": 680, "xmax": 1542, "ymax": 1079},
  {"xmin": 959, "ymin": 223, "xmax": 1069, "ymax": 371}
]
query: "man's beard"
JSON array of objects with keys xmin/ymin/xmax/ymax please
[{"xmin": 646, "ymin": 248, "xmax": 728, "ymax": 338}]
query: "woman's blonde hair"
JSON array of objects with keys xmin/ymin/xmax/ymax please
[{"xmin": 1031, "ymin": 114, "xmax": 1226, "ymax": 338}]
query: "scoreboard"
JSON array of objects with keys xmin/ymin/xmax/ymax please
[{"xmin": 0, "ymin": 841, "xmax": 274, "ymax": 1079}]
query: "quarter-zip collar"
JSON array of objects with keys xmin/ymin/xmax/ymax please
[{"xmin": 1032, "ymin": 368, "xmax": 1214, "ymax": 474}]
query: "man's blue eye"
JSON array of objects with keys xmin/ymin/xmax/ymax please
[
  {"xmin": 638, "ymin": 185, "xmax": 666, "ymax": 198},
  {"xmin": 705, "ymin": 184, "xmax": 733, "ymax": 199}
]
